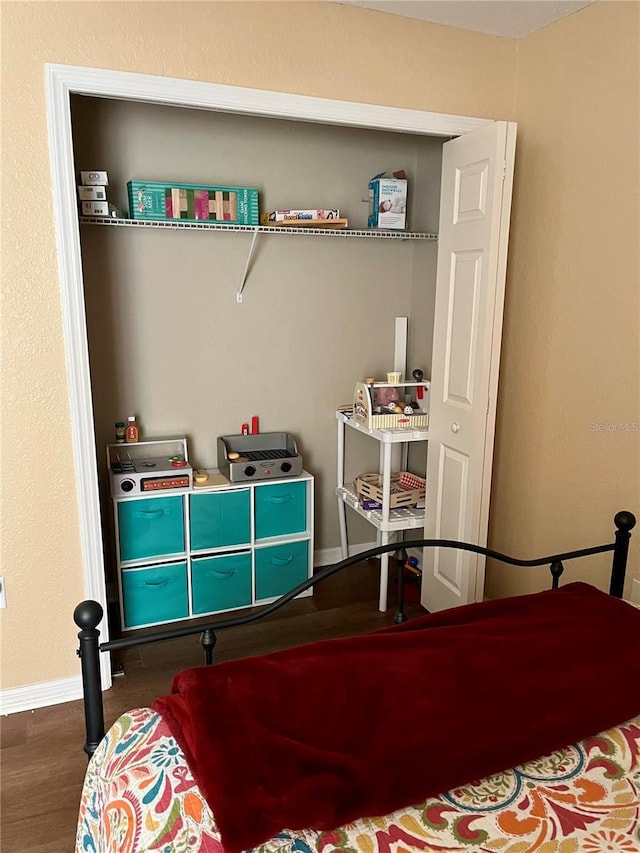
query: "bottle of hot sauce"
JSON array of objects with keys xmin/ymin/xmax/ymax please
[{"xmin": 125, "ymin": 415, "xmax": 140, "ymax": 443}]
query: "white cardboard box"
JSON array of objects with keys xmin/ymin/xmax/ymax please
[
  {"xmin": 78, "ymin": 185, "xmax": 107, "ymax": 201},
  {"xmin": 368, "ymin": 172, "xmax": 407, "ymax": 230},
  {"xmin": 81, "ymin": 201, "xmax": 110, "ymax": 216},
  {"xmin": 80, "ymin": 170, "xmax": 109, "ymax": 186}
]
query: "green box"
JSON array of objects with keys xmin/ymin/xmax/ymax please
[
  {"xmin": 127, "ymin": 180, "xmax": 259, "ymax": 225},
  {"xmin": 254, "ymin": 481, "xmax": 307, "ymax": 540},
  {"xmin": 191, "ymin": 552, "xmax": 252, "ymax": 615},
  {"xmin": 122, "ymin": 561, "xmax": 188, "ymax": 629},
  {"xmin": 255, "ymin": 540, "xmax": 309, "ymax": 601},
  {"xmin": 190, "ymin": 490, "xmax": 251, "ymax": 551},
  {"xmin": 117, "ymin": 495, "xmax": 185, "ymax": 563}
]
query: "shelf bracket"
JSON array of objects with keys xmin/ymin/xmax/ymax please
[{"xmin": 236, "ymin": 228, "xmax": 260, "ymax": 303}]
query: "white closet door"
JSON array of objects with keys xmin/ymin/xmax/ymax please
[{"xmin": 421, "ymin": 120, "xmax": 516, "ymax": 612}]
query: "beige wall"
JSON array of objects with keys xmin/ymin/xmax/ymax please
[
  {"xmin": 1, "ymin": 0, "xmax": 637, "ymax": 697},
  {"xmin": 487, "ymin": 0, "xmax": 640, "ymax": 596},
  {"xmin": 0, "ymin": 1, "xmax": 516, "ymax": 692}
]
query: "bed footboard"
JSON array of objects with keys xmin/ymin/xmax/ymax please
[{"xmin": 75, "ymin": 510, "xmax": 635, "ymax": 759}]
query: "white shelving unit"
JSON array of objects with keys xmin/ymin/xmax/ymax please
[
  {"xmin": 79, "ymin": 216, "xmax": 437, "ymax": 302},
  {"xmin": 79, "ymin": 216, "xmax": 438, "ymax": 240},
  {"xmin": 335, "ymin": 409, "xmax": 429, "ymax": 612}
]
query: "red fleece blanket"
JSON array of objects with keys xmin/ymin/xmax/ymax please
[{"xmin": 152, "ymin": 583, "xmax": 640, "ymax": 853}]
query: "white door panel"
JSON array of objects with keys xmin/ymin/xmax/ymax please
[
  {"xmin": 422, "ymin": 121, "xmax": 516, "ymax": 612},
  {"xmin": 431, "ymin": 442, "xmax": 476, "ymax": 604},
  {"xmin": 445, "ymin": 250, "xmax": 483, "ymax": 407},
  {"xmin": 454, "ymin": 159, "xmax": 489, "ymax": 223}
]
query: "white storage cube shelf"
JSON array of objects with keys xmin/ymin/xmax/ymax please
[{"xmin": 112, "ymin": 471, "xmax": 314, "ymax": 631}]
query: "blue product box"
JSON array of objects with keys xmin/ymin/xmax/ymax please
[{"xmin": 368, "ymin": 171, "xmax": 408, "ymax": 230}]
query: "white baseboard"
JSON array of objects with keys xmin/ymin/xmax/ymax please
[
  {"xmin": 0, "ymin": 674, "xmax": 84, "ymax": 715},
  {"xmin": 314, "ymin": 542, "xmax": 377, "ymax": 567}
]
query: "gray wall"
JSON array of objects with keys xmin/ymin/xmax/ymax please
[{"xmin": 72, "ymin": 96, "xmax": 443, "ymax": 560}]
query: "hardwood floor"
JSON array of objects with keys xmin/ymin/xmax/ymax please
[{"xmin": 1, "ymin": 561, "xmax": 424, "ymax": 853}]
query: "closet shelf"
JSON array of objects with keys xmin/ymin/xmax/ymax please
[{"xmin": 79, "ymin": 217, "xmax": 438, "ymax": 240}]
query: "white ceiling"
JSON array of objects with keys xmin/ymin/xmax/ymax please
[{"xmin": 336, "ymin": 0, "xmax": 596, "ymax": 38}]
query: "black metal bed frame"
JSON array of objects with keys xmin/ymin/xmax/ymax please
[{"xmin": 75, "ymin": 510, "xmax": 636, "ymax": 759}]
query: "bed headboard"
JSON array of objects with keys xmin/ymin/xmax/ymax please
[{"xmin": 75, "ymin": 510, "xmax": 636, "ymax": 758}]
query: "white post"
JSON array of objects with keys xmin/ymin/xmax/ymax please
[{"xmin": 393, "ymin": 316, "xmax": 408, "ymax": 377}]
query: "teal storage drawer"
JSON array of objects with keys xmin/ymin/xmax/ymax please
[
  {"xmin": 191, "ymin": 552, "xmax": 252, "ymax": 615},
  {"xmin": 122, "ymin": 561, "xmax": 188, "ymax": 629},
  {"xmin": 255, "ymin": 540, "xmax": 309, "ymax": 600},
  {"xmin": 118, "ymin": 496, "xmax": 185, "ymax": 562},
  {"xmin": 190, "ymin": 490, "xmax": 251, "ymax": 551},
  {"xmin": 254, "ymin": 481, "xmax": 307, "ymax": 540}
]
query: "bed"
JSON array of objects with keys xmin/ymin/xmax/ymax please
[{"xmin": 74, "ymin": 510, "xmax": 639, "ymax": 853}]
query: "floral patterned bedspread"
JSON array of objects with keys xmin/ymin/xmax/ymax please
[{"xmin": 76, "ymin": 708, "xmax": 640, "ymax": 853}]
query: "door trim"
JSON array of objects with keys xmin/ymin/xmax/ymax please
[
  {"xmin": 45, "ymin": 63, "xmax": 494, "ymax": 693},
  {"xmin": 475, "ymin": 121, "xmax": 517, "ymax": 601}
]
